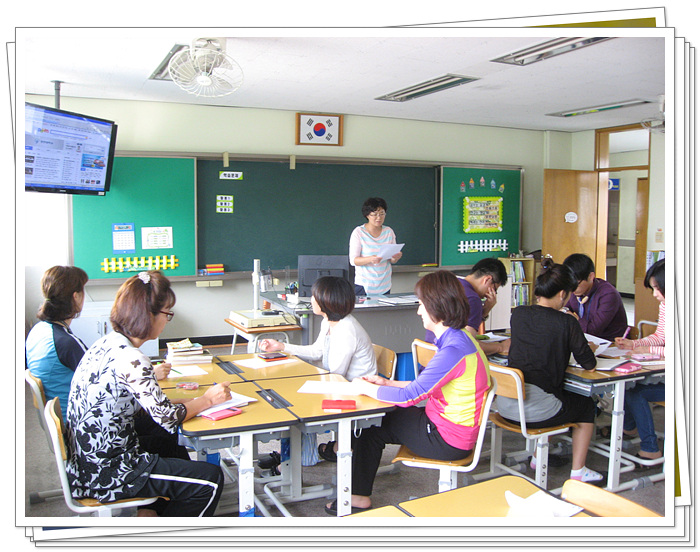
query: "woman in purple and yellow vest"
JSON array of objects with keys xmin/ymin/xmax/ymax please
[{"xmin": 324, "ymin": 270, "xmax": 491, "ymax": 515}]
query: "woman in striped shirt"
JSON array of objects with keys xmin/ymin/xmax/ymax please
[
  {"xmin": 349, "ymin": 197, "xmax": 402, "ymax": 296},
  {"xmin": 615, "ymin": 259, "xmax": 665, "ymax": 461}
]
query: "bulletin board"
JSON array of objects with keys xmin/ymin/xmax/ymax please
[
  {"xmin": 439, "ymin": 165, "xmax": 523, "ymax": 266},
  {"xmin": 72, "ymin": 156, "xmax": 197, "ymax": 279}
]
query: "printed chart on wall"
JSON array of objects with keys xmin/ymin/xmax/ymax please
[{"xmin": 439, "ymin": 166, "xmax": 523, "ymax": 266}]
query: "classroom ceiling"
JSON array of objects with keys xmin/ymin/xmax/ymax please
[{"xmin": 22, "ymin": 32, "xmax": 666, "ymax": 146}]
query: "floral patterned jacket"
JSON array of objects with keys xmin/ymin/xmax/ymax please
[{"xmin": 65, "ymin": 331, "xmax": 186, "ymax": 501}]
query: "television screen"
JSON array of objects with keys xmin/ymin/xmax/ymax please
[
  {"xmin": 25, "ymin": 102, "xmax": 118, "ymax": 196},
  {"xmin": 297, "ymin": 255, "xmax": 354, "ymax": 297}
]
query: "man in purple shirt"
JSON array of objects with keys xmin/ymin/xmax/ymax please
[
  {"xmin": 425, "ymin": 257, "xmax": 510, "ymax": 356},
  {"xmin": 563, "ymin": 253, "xmax": 628, "ymax": 341}
]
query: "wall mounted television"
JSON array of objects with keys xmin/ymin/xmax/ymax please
[{"xmin": 25, "ymin": 102, "xmax": 118, "ymax": 196}]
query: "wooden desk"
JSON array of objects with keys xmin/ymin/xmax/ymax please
[
  {"xmin": 215, "ymin": 353, "xmax": 327, "ymax": 382},
  {"xmin": 260, "ymin": 373, "xmax": 395, "ymax": 517},
  {"xmin": 164, "ymin": 381, "xmax": 298, "ymax": 517},
  {"xmin": 224, "ymin": 318, "xmax": 302, "ymax": 354},
  {"xmin": 159, "ymin": 356, "xmax": 246, "ymax": 389},
  {"xmin": 565, "ymin": 363, "xmax": 665, "ymax": 492},
  {"xmin": 399, "ymin": 475, "xmax": 588, "ymax": 517}
]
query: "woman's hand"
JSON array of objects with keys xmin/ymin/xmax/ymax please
[
  {"xmin": 203, "ymin": 382, "xmax": 232, "ymax": 406},
  {"xmin": 361, "ymin": 374, "xmax": 389, "ymax": 386},
  {"xmin": 351, "ymin": 377, "xmax": 380, "ymax": 398},
  {"xmin": 153, "ymin": 362, "xmax": 171, "ymax": 380},
  {"xmin": 615, "ymin": 337, "xmax": 635, "ymax": 350},
  {"xmin": 259, "ymin": 339, "xmax": 284, "ymax": 352},
  {"xmin": 390, "ymin": 251, "xmax": 403, "ymax": 264}
]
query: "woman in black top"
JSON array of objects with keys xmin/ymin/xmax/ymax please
[{"xmin": 498, "ymin": 261, "xmax": 602, "ymax": 484}]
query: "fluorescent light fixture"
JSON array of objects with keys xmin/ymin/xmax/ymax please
[
  {"xmin": 491, "ymin": 37, "xmax": 613, "ymax": 66},
  {"xmin": 547, "ymin": 99, "xmax": 652, "ymax": 118},
  {"xmin": 376, "ymin": 74, "xmax": 480, "ymax": 102},
  {"xmin": 149, "ymin": 44, "xmax": 188, "ymax": 80}
]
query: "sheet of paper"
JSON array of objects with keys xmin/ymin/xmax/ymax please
[
  {"xmin": 232, "ymin": 357, "xmax": 297, "ymax": 370},
  {"xmin": 297, "ymin": 379, "xmax": 362, "ymax": 396},
  {"xmin": 482, "ymin": 332, "xmax": 509, "ymax": 342},
  {"xmin": 584, "ymin": 333, "xmax": 611, "ymax": 356},
  {"xmin": 376, "ymin": 242, "xmax": 404, "ymax": 260},
  {"xmin": 599, "ymin": 346, "xmax": 627, "ymax": 358},
  {"xmin": 197, "ymin": 391, "xmax": 258, "ymax": 417},
  {"xmin": 505, "ymin": 490, "xmax": 582, "ymax": 518},
  {"xmin": 167, "ymin": 364, "xmax": 208, "ymax": 377}
]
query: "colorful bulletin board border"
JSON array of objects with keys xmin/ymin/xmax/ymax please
[{"xmin": 463, "ymin": 196, "xmax": 503, "ymax": 233}]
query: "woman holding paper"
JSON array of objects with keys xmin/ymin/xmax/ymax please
[
  {"xmin": 614, "ymin": 258, "xmax": 665, "ymax": 462},
  {"xmin": 349, "ymin": 197, "xmax": 402, "ymax": 296},
  {"xmin": 325, "ymin": 270, "xmax": 490, "ymax": 514},
  {"xmin": 66, "ymin": 271, "xmax": 232, "ymax": 517}
]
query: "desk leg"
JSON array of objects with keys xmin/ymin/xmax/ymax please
[
  {"xmin": 237, "ymin": 432, "xmax": 256, "ymax": 516},
  {"xmin": 605, "ymin": 381, "xmax": 626, "ymax": 491},
  {"xmin": 336, "ymin": 418, "xmax": 352, "ymax": 517}
]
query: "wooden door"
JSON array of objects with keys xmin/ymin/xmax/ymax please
[
  {"xmin": 542, "ymin": 169, "xmax": 608, "ymax": 272},
  {"xmin": 633, "ymin": 177, "xmax": 656, "ymax": 327}
]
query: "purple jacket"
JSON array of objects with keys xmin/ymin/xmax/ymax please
[{"xmin": 565, "ymin": 278, "xmax": 628, "ymax": 341}]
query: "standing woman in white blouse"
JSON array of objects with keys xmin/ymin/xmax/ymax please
[{"xmin": 349, "ymin": 197, "xmax": 402, "ymax": 296}]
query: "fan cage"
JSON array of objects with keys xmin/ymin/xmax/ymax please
[{"xmin": 168, "ymin": 47, "xmax": 244, "ymax": 97}]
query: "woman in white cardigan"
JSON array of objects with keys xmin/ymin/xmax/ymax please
[
  {"xmin": 260, "ymin": 276, "xmax": 377, "ymax": 462},
  {"xmin": 259, "ymin": 276, "xmax": 377, "ymax": 380}
]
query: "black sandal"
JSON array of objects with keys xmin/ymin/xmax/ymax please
[{"xmin": 318, "ymin": 441, "xmax": 337, "ymax": 462}]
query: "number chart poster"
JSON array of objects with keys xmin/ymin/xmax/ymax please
[{"xmin": 440, "ymin": 166, "xmax": 522, "ymax": 266}]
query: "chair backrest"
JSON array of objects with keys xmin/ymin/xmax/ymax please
[
  {"xmin": 44, "ymin": 397, "xmax": 83, "ymax": 511},
  {"xmin": 25, "ymin": 369, "xmax": 54, "ymax": 453},
  {"xmin": 373, "ymin": 344, "xmax": 397, "ymax": 380},
  {"xmin": 638, "ymin": 320, "xmax": 659, "ymax": 338},
  {"xmin": 488, "ymin": 364, "xmax": 531, "ymax": 439},
  {"xmin": 561, "ymin": 479, "xmax": 661, "ymax": 517},
  {"xmin": 411, "ymin": 339, "xmax": 438, "ymax": 379}
]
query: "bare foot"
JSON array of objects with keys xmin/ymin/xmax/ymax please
[{"xmin": 136, "ymin": 508, "xmax": 159, "ymax": 517}]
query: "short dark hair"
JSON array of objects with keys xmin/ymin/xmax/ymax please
[
  {"xmin": 111, "ymin": 271, "xmax": 176, "ymax": 340},
  {"xmin": 312, "ymin": 276, "xmax": 355, "ymax": 322},
  {"xmin": 37, "ymin": 266, "xmax": 89, "ymax": 322},
  {"xmin": 361, "ymin": 197, "xmax": 388, "ymax": 219},
  {"xmin": 563, "ymin": 253, "xmax": 596, "ymax": 282},
  {"xmin": 534, "ymin": 262, "xmax": 578, "ymax": 299},
  {"xmin": 644, "ymin": 258, "xmax": 665, "ymax": 297},
  {"xmin": 414, "ymin": 270, "xmax": 470, "ymax": 330},
  {"xmin": 469, "ymin": 257, "xmax": 508, "ymax": 286}
]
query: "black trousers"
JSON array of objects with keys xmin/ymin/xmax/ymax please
[
  {"xmin": 131, "ymin": 456, "xmax": 224, "ymax": 517},
  {"xmin": 351, "ymin": 406, "xmax": 471, "ymax": 497}
]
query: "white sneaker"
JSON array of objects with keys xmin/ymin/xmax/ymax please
[{"xmin": 570, "ymin": 466, "xmax": 603, "ymax": 483}]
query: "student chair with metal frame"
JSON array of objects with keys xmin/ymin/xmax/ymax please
[
  {"xmin": 488, "ymin": 364, "xmax": 578, "ymax": 489},
  {"xmin": 373, "ymin": 343, "xmax": 397, "ymax": 380},
  {"xmin": 44, "ymin": 397, "xmax": 163, "ymax": 517},
  {"xmin": 391, "ymin": 382, "xmax": 497, "ymax": 493},
  {"xmin": 411, "ymin": 338, "xmax": 438, "ymax": 380}
]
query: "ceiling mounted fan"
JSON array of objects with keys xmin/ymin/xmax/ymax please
[
  {"xmin": 641, "ymin": 94, "xmax": 665, "ymax": 134},
  {"xmin": 168, "ymin": 38, "xmax": 244, "ymax": 98}
]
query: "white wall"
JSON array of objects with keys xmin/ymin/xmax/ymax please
[{"xmin": 22, "ymin": 95, "xmax": 665, "ymax": 340}]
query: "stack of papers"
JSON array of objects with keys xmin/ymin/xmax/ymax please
[
  {"xmin": 197, "ymin": 391, "xmax": 258, "ymax": 417},
  {"xmin": 166, "ymin": 338, "xmax": 213, "ymax": 365},
  {"xmin": 377, "ymin": 295, "xmax": 419, "ymax": 305}
]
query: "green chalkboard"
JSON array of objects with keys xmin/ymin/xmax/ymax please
[
  {"xmin": 440, "ymin": 166, "xmax": 523, "ymax": 266},
  {"xmin": 196, "ymin": 160, "xmax": 437, "ymax": 271},
  {"xmin": 72, "ymin": 157, "xmax": 197, "ymax": 279}
]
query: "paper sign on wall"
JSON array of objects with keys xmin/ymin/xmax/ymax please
[
  {"xmin": 112, "ymin": 223, "xmax": 136, "ymax": 254},
  {"xmin": 141, "ymin": 227, "xmax": 173, "ymax": 249}
]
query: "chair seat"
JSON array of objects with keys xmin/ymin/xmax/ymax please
[
  {"xmin": 392, "ymin": 445, "xmax": 475, "ymax": 467},
  {"xmin": 77, "ymin": 495, "xmax": 168, "ymax": 508},
  {"xmin": 489, "ymin": 412, "xmax": 577, "ymax": 436}
]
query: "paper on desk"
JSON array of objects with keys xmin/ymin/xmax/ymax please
[
  {"xmin": 197, "ymin": 391, "xmax": 258, "ymax": 417},
  {"xmin": 482, "ymin": 332, "xmax": 510, "ymax": 342},
  {"xmin": 233, "ymin": 357, "xmax": 297, "ymax": 370},
  {"xmin": 505, "ymin": 490, "xmax": 582, "ymax": 518},
  {"xmin": 168, "ymin": 365, "xmax": 208, "ymax": 377},
  {"xmin": 375, "ymin": 243, "xmax": 404, "ymax": 260},
  {"xmin": 598, "ymin": 346, "xmax": 627, "ymax": 358},
  {"xmin": 297, "ymin": 379, "xmax": 362, "ymax": 396},
  {"xmin": 585, "ymin": 333, "xmax": 611, "ymax": 356}
]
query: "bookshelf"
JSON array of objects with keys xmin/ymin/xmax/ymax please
[{"xmin": 500, "ymin": 257, "xmax": 536, "ymax": 309}]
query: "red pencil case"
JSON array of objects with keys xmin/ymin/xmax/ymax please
[{"xmin": 322, "ymin": 399, "xmax": 356, "ymax": 410}]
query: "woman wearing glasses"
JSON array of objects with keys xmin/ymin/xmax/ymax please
[
  {"xmin": 66, "ymin": 271, "xmax": 232, "ymax": 517},
  {"xmin": 349, "ymin": 197, "xmax": 402, "ymax": 296}
]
